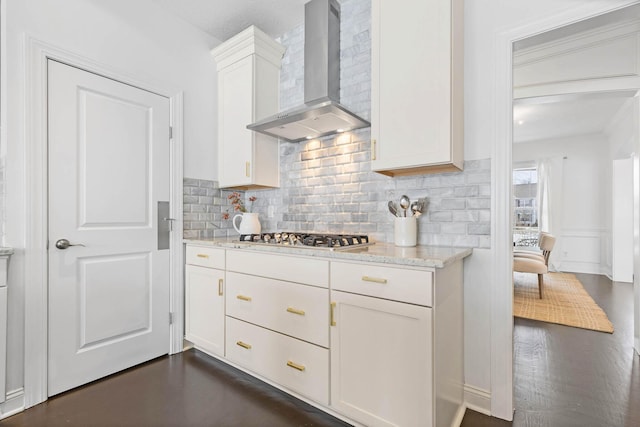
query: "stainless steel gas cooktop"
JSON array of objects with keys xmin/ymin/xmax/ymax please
[{"xmin": 238, "ymin": 232, "xmax": 373, "ymax": 251}]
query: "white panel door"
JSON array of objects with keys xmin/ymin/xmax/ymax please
[{"xmin": 48, "ymin": 60, "xmax": 171, "ymax": 396}]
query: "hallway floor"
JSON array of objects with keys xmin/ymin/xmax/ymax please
[{"xmin": 462, "ymin": 273, "xmax": 640, "ymax": 426}]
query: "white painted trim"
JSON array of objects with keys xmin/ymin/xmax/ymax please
[
  {"xmin": 24, "ymin": 36, "xmax": 185, "ymax": 408},
  {"xmin": 0, "ymin": 388, "xmax": 25, "ymax": 420},
  {"xmin": 169, "ymin": 92, "xmax": 185, "ymax": 355},
  {"xmin": 451, "ymin": 404, "xmax": 467, "ymax": 427},
  {"xmin": 492, "ymin": 0, "xmax": 640, "ymax": 421},
  {"xmin": 464, "ymin": 384, "xmax": 491, "ymax": 416}
]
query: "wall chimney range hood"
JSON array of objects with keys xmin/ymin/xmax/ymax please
[{"xmin": 247, "ymin": 0, "xmax": 370, "ymax": 142}]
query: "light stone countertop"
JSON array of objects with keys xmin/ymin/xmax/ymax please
[
  {"xmin": 0, "ymin": 247, "xmax": 14, "ymax": 256},
  {"xmin": 184, "ymin": 238, "xmax": 472, "ymax": 269}
]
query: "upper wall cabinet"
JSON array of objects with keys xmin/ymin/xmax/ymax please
[
  {"xmin": 371, "ymin": 0, "xmax": 464, "ymax": 176},
  {"xmin": 211, "ymin": 26, "xmax": 285, "ymax": 190}
]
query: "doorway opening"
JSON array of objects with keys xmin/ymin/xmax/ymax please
[{"xmin": 508, "ymin": 5, "xmax": 640, "ymax": 423}]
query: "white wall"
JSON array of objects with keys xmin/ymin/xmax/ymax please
[
  {"xmin": 2, "ymin": 0, "xmax": 218, "ymax": 401},
  {"xmin": 513, "ymin": 134, "xmax": 611, "ymax": 274},
  {"xmin": 607, "ymin": 96, "xmax": 638, "ymax": 159}
]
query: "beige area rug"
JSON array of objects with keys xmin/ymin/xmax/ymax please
[{"xmin": 513, "ymin": 272, "xmax": 614, "ymax": 333}]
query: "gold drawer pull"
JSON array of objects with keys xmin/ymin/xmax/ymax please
[
  {"xmin": 246, "ymin": 161, "xmax": 250, "ymax": 177},
  {"xmin": 362, "ymin": 275, "xmax": 387, "ymax": 284},
  {"xmin": 286, "ymin": 307, "xmax": 305, "ymax": 316},
  {"xmin": 286, "ymin": 360, "xmax": 306, "ymax": 372},
  {"xmin": 236, "ymin": 341, "xmax": 252, "ymax": 350},
  {"xmin": 330, "ymin": 302, "xmax": 336, "ymax": 326},
  {"xmin": 218, "ymin": 278, "xmax": 223, "ymax": 296},
  {"xmin": 196, "ymin": 254, "xmax": 209, "ymax": 259},
  {"xmin": 236, "ymin": 295, "xmax": 252, "ymax": 302}
]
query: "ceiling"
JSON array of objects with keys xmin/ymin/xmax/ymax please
[
  {"xmin": 513, "ymin": 92, "xmax": 636, "ymax": 143},
  {"xmin": 513, "ymin": 4, "xmax": 640, "ymax": 145},
  {"xmin": 152, "ymin": 0, "xmax": 307, "ymax": 42}
]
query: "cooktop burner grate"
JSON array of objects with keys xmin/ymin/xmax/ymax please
[{"xmin": 238, "ymin": 232, "xmax": 372, "ymax": 251}]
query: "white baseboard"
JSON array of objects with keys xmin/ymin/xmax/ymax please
[
  {"xmin": 451, "ymin": 403, "xmax": 467, "ymax": 427},
  {"xmin": 464, "ymin": 384, "xmax": 491, "ymax": 416},
  {"xmin": 0, "ymin": 388, "xmax": 25, "ymax": 420}
]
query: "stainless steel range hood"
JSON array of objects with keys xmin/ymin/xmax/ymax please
[{"xmin": 247, "ymin": 0, "xmax": 370, "ymax": 142}]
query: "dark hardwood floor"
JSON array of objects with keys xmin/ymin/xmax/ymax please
[
  {"xmin": 462, "ymin": 273, "xmax": 640, "ymax": 427},
  {"xmin": 4, "ymin": 273, "xmax": 638, "ymax": 426},
  {"xmin": 3, "ymin": 350, "xmax": 350, "ymax": 427}
]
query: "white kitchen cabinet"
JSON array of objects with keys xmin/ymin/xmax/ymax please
[
  {"xmin": 330, "ymin": 290, "xmax": 433, "ymax": 427},
  {"xmin": 211, "ymin": 26, "xmax": 285, "ymax": 190},
  {"xmin": 226, "ymin": 316, "xmax": 330, "ymax": 405},
  {"xmin": 330, "ymin": 259, "xmax": 464, "ymax": 427},
  {"xmin": 185, "ymin": 247, "xmax": 226, "ymax": 357},
  {"xmin": 183, "ymin": 243, "xmax": 466, "ymax": 426},
  {"xmin": 371, "ymin": 0, "xmax": 464, "ymax": 176},
  {"xmin": 223, "ymin": 250, "xmax": 331, "ymax": 404}
]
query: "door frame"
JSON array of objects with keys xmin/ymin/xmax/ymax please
[
  {"xmin": 23, "ymin": 36, "xmax": 185, "ymax": 408},
  {"xmin": 491, "ymin": 1, "xmax": 640, "ymax": 420}
]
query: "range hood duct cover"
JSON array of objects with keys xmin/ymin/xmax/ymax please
[{"xmin": 247, "ymin": 0, "xmax": 370, "ymax": 142}]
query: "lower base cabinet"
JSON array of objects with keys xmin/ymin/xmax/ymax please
[
  {"xmin": 185, "ymin": 264, "xmax": 225, "ymax": 357},
  {"xmin": 330, "ymin": 290, "xmax": 433, "ymax": 427},
  {"xmin": 184, "ymin": 245, "xmax": 465, "ymax": 427}
]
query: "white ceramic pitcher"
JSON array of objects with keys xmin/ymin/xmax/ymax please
[{"xmin": 232, "ymin": 212, "xmax": 261, "ymax": 235}]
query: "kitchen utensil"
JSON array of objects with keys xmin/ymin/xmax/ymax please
[
  {"xmin": 399, "ymin": 195, "xmax": 410, "ymax": 217},
  {"xmin": 410, "ymin": 201, "xmax": 420, "ymax": 217},
  {"xmin": 388, "ymin": 200, "xmax": 399, "ymax": 217},
  {"xmin": 418, "ymin": 198, "xmax": 427, "ymax": 215}
]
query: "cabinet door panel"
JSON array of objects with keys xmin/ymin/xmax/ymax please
[
  {"xmin": 372, "ymin": 0, "xmax": 463, "ymax": 175},
  {"xmin": 330, "ymin": 291, "xmax": 433, "ymax": 427},
  {"xmin": 185, "ymin": 265, "xmax": 225, "ymax": 357},
  {"xmin": 219, "ymin": 57, "xmax": 254, "ymax": 187}
]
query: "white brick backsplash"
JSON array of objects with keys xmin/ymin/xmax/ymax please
[
  {"xmin": 181, "ymin": 0, "xmax": 491, "ymax": 249},
  {"xmin": 183, "ymin": 178, "xmax": 237, "ymax": 239}
]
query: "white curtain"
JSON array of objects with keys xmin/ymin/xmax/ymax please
[{"xmin": 537, "ymin": 157, "xmax": 564, "ymax": 271}]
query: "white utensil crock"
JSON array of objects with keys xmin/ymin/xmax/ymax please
[
  {"xmin": 394, "ymin": 217, "xmax": 417, "ymax": 247},
  {"xmin": 233, "ymin": 212, "xmax": 261, "ymax": 235}
]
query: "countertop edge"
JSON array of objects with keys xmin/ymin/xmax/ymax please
[
  {"xmin": 0, "ymin": 247, "xmax": 14, "ymax": 256},
  {"xmin": 183, "ymin": 239, "xmax": 472, "ymax": 268}
]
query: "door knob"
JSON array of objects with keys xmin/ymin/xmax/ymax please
[{"xmin": 55, "ymin": 239, "xmax": 85, "ymax": 250}]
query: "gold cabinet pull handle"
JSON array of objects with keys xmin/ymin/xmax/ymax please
[
  {"xmin": 218, "ymin": 278, "xmax": 223, "ymax": 296},
  {"xmin": 362, "ymin": 275, "xmax": 387, "ymax": 284},
  {"xmin": 286, "ymin": 307, "xmax": 305, "ymax": 316},
  {"xmin": 236, "ymin": 295, "xmax": 252, "ymax": 302},
  {"xmin": 330, "ymin": 302, "xmax": 336, "ymax": 326},
  {"xmin": 286, "ymin": 360, "xmax": 306, "ymax": 372},
  {"xmin": 245, "ymin": 161, "xmax": 250, "ymax": 177},
  {"xmin": 236, "ymin": 341, "xmax": 251, "ymax": 350},
  {"xmin": 372, "ymin": 139, "xmax": 377, "ymax": 161},
  {"xmin": 196, "ymin": 254, "xmax": 209, "ymax": 259}
]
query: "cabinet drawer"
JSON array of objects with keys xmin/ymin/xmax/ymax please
[
  {"xmin": 227, "ymin": 250, "xmax": 328, "ymax": 288},
  {"xmin": 227, "ymin": 272, "xmax": 329, "ymax": 347},
  {"xmin": 331, "ymin": 261, "xmax": 433, "ymax": 307},
  {"xmin": 225, "ymin": 317, "xmax": 329, "ymax": 405},
  {"xmin": 186, "ymin": 245, "xmax": 225, "ymax": 269}
]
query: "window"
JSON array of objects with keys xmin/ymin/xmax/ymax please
[{"xmin": 513, "ymin": 167, "xmax": 538, "ymax": 246}]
